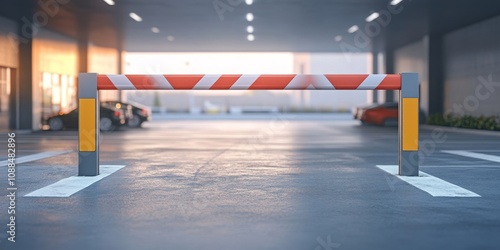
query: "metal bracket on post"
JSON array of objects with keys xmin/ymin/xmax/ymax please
[
  {"xmin": 78, "ymin": 73, "xmax": 100, "ymax": 176},
  {"xmin": 398, "ymin": 73, "xmax": 419, "ymax": 176}
]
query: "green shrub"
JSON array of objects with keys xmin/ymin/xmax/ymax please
[{"xmin": 427, "ymin": 113, "xmax": 500, "ymax": 131}]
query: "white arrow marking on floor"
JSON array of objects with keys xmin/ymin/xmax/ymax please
[{"xmin": 376, "ymin": 165, "xmax": 480, "ymax": 197}]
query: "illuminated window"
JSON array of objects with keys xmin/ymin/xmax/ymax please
[
  {"xmin": 61, "ymin": 75, "xmax": 68, "ymax": 109},
  {"xmin": 0, "ymin": 67, "xmax": 11, "ymax": 112},
  {"xmin": 68, "ymin": 77, "xmax": 76, "ymax": 109},
  {"xmin": 52, "ymin": 73, "xmax": 60, "ymax": 105}
]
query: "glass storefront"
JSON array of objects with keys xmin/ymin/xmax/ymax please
[
  {"xmin": 41, "ymin": 72, "xmax": 76, "ymax": 125},
  {"xmin": 0, "ymin": 67, "xmax": 10, "ymax": 113}
]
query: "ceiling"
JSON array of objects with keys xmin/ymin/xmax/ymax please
[
  {"xmin": 2, "ymin": 0, "xmax": 500, "ymax": 52},
  {"xmin": 119, "ymin": 0, "xmax": 394, "ymax": 52}
]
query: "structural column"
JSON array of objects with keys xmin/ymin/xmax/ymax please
[
  {"xmin": 384, "ymin": 49, "xmax": 395, "ymax": 103},
  {"xmin": 399, "ymin": 73, "xmax": 419, "ymax": 176},
  {"xmin": 78, "ymin": 73, "xmax": 99, "ymax": 176},
  {"xmin": 14, "ymin": 2, "xmax": 35, "ymax": 130},
  {"xmin": 427, "ymin": 34, "xmax": 444, "ymax": 116}
]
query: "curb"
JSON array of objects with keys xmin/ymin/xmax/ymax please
[{"xmin": 421, "ymin": 125, "xmax": 500, "ymax": 137}]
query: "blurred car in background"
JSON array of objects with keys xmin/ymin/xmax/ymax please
[
  {"xmin": 352, "ymin": 104, "xmax": 379, "ymax": 120},
  {"xmin": 353, "ymin": 102, "xmax": 426, "ymax": 126},
  {"xmin": 101, "ymin": 101, "xmax": 133, "ymax": 125},
  {"xmin": 47, "ymin": 106, "xmax": 126, "ymax": 131},
  {"xmin": 102, "ymin": 101, "xmax": 152, "ymax": 128}
]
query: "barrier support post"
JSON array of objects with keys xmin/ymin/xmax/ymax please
[
  {"xmin": 399, "ymin": 73, "xmax": 419, "ymax": 176},
  {"xmin": 78, "ymin": 73, "xmax": 100, "ymax": 176}
]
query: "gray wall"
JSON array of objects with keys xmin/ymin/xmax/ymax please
[
  {"xmin": 394, "ymin": 39, "xmax": 429, "ymax": 114},
  {"xmin": 443, "ymin": 15, "xmax": 500, "ymax": 117},
  {"xmin": 0, "ymin": 16, "xmax": 18, "ymax": 68}
]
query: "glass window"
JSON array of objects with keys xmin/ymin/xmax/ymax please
[
  {"xmin": 0, "ymin": 67, "xmax": 10, "ymax": 113},
  {"xmin": 52, "ymin": 73, "xmax": 61, "ymax": 105},
  {"xmin": 61, "ymin": 75, "xmax": 68, "ymax": 110}
]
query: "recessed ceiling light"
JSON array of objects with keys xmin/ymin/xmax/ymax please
[
  {"xmin": 246, "ymin": 13, "xmax": 254, "ymax": 22},
  {"xmin": 129, "ymin": 12, "xmax": 142, "ymax": 22},
  {"xmin": 247, "ymin": 25, "xmax": 254, "ymax": 33},
  {"xmin": 390, "ymin": 0, "xmax": 403, "ymax": 5},
  {"xmin": 167, "ymin": 35, "xmax": 175, "ymax": 42},
  {"xmin": 151, "ymin": 27, "xmax": 160, "ymax": 33},
  {"xmin": 334, "ymin": 35, "xmax": 342, "ymax": 42},
  {"xmin": 347, "ymin": 25, "xmax": 359, "ymax": 33},
  {"xmin": 365, "ymin": 12, "xmax": 380, "ymax": 22},
  {"xmin": 103, "ymin": 0, "xmax": 115, "ymax": 5},
  {"xmin": 247, "ymin": 34, "xmax": 255, "ymax": 41},
  {"xmin": 245, "ymin": 0, "xmax": 253, "ymax": 5}
]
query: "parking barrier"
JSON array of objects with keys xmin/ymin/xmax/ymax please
[{"xmin": 78, "ymin": 73, "xmax": 419, "ymax": 176}]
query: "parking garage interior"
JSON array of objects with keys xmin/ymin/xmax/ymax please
[{"xmin": 0, "ymin": 0, "xmax": 500, "ymax": 249}]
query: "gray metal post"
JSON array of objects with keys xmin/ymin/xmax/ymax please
[
  {"xmin": 398, "ymin": 73, "xmax": 419, "ymax": 176},
  {"xmin": 78, "ymin": 73, "xmax": 100, "ymax": 176}
]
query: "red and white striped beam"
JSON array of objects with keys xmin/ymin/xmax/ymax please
[{"xmin": 97, "ymin": 74, "xmax": 401, "ymax": 90}]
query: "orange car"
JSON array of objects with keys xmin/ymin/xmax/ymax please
[{"xmin": 354, "ymin": 102, "xmax": 425, "ymax": 126}]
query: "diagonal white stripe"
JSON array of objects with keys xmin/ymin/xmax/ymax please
[
  {"xmin": 107, "ymin": 75, "xmax": 136, "ymax": 90},
  {"xmin": 24, "ymin": 165, "xmax": 125, "ymax": 197},
  {"xmin": 442, "ymin": 150, "xmax": 500, "ymax": 163},
  {"xmin": 285, "ymin": 75, "xmax": 309, "ymax": 89},
  {"xmin": 0, "ymin": 150, "xmax": 72, "ymax": 167},
  {"xmin": 357, "ymin": 74, "xmax": 386, "ymax": 90},
  {"xmin": 229, "ymin": 75, "xmax": 260, "ymax": 90},
  {"xmin": 149, "ymin": 75, "xmax": 173, "ymax": 89},
  {"xmin": 376, "ymin": 165, "xmax": 480, "ymax": 197},
  {"xmin": 311, "ymin": 75, "xmax": 335, "ymax": 90},
  {"xmin": 193, "ymin": 74, "xmax": 221, "ymax": 90}
]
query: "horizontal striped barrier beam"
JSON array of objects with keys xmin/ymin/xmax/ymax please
[
  {"xmin": 97, "ymin": 74, "xmax": 401, "ymax": 90},
  {"xmin": 78, "ymin": 72, "xmax": 419, "ymax": 178}
]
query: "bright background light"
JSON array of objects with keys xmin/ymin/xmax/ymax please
[
  {"xmin": 347, "ymin": 25, "xmax": 359, "ymax": 33},
  {"xmin": 246, "ymin": 13, "xmax": 254, "ymax": 22},
  {"xmin": 129, "ymin": 12, "xmax": 142, "ymax": 22},
  {"xmin": 390, "ymin": 0, "xmax": 403, "ymax": 5},
  {"xmin": 365, "ymin": 12, "xmax": 379, "ymax": 22}
]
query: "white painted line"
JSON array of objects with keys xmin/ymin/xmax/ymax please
[
  {"xmin": 0, "ymin": 150, "xmax": 73, "ymax": 167},
  {"xmin": 24, "ymin": 165, "xmax": 125, "ymax": 197},
  {"xmin": 422, "ymin": 165, "xmax": 500, "ymax": 168},
  {"xmin": 376, "ymin": 165, "xmax": 480, "ymax": 197},
  {"xmin": 442, "ymin": 150, "xmax": 500, "ymax": 163}
]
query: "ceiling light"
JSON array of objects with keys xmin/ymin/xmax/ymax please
[
  {"xmin": 334, "ymin": 35, "xmax": 342, "ymax": 42},
  {"xmin": 167, "ymin": 35, "xmax": 175, "ymax": 42},
  {"xmin": 390, "ymin": 0, "xmax": 403, "ymax": 5},
  {"xmin": 129, "ymin": 12, "xmax": 142, "ymax": 22},
  {"xmin": 365, "ymin": 12, "xmax": 380, "ymax": 22},
  {"xmin": 246, "ymin": 13, "xmax": 254, "ymax": 22},
  {"xmin": 103, "ymin": 0, "xmax": 115, "ymax": 5},
  {"xmin": 247, "ymin": 25, "xmax": 254, "ymax": 33},
  {"xmin": 347, "ymin": 25, "xmax": 359, "ymax": 33},
  {"xmin": 151, "ymin": 27, "xmax": 160, "ymax": 33},
  {"xmin": 247, "ymin": 34, "xmax": 255, "ymax": 41},
  {"xmin": 245, "ymin": 0, "xmax": 253, "ymax": 5}
]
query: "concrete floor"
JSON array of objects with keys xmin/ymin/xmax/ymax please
[{"xmin": 1, "ymin": 113, "xmax": 500, "ymax": 250}]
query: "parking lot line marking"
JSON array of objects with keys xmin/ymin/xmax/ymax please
[
  {"xmin": 422, "ymin": 165, "xmax": 500, "ymax": 168},
  {"xmin": 442, "ymin": 150, "xmax": 500, "ymax": 163},
  {"xmin": 376, "ymin": 165, "xmax": 481, "ymax": 197},
  {"xmin": 0, "ymin": 150, "xmax": 73, "ymax": 167},
  {"xmin": 24, "ymin": 165, "xmax": 125, "ymax": 197}
]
